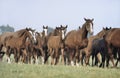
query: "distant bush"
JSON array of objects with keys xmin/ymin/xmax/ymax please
[{"xmin": 0, "ymin": 24, "xmax": 14, "ymax": 34}]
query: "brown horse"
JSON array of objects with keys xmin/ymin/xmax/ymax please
[
  {"xmin": 47, "ymin": 25, "xmax": 67, "ymax": 65},
  {"xmin": 104, "ymin": 28, "xmax": 120, "ymax": 67},
  {"xmin": 64, "ymin": 18, "xmax": 94, "ymax": 66},
  {"xmin": 32, "ymin": 32, "xmax": 45, "ymax": 64},
  {"xmin": 2, "ymin": 28, "xmax": 36, "ymax": 63},
  {"xmin": 83, "ymin": 27, "xmax": 111, "ymax": 66},
  {"xmin": 44, "ymin": 26, "xmax": 65, "ymax": 64}
]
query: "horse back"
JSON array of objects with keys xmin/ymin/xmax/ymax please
[{"xmin": 105, "ymin": 28, "xmax": 120, "ymax": 48}]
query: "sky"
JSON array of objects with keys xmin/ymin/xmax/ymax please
[{"xmin": 0, "ymin": 0, "xmax": 120, "ymax": 35}]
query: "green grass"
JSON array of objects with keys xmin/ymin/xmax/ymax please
[{"xmin": 0, "ymin": 62, "xmax": 120, "ymax": 78}]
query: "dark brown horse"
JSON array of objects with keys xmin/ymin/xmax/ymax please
[
  {"xmin": 83, "ymin": 27, "xmax": 111, "ymax": 66},
  {"xmin": 104, "ymin": 28, "xmax": 120, "ymax": 67},
  {"xmin": 64, "ymin": 18, "xmax": 94, "ymax": 66},
  {"xmin": 47, "ymin": 25, "xmax": 67, "ymax": 65},
  {"xmin": 2, "ymin": 28, "xmax": 36, "ymax": 63}
]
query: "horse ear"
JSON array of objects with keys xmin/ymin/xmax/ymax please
[
  {"xmin": 28, "ymin": 28, "xmax": 31, "ymax": 30},
  {"xmin": 103, "ymin": 27, "xmax": 105, "ymax": 30},
  {"xmin": 106, "ymin": 27, "xmax": 109, "ymax": 30},
  {"xmin": 26, "ymin": 27, "xmax": 29, "ymax": 31},
  {"xmin": 56, "ymin": 27, "xmax": 58, "ymax": 29},
  {"xmin": 79, "ymin": 26, "xmax": 81, "ymax": 29},
  {"xmin": 66, "ymin": 25, "xmax": 68, "ymax": 28},
  {"xmin": 92, "ymin": 18, "xmax": 94, "ymax": 21},
  {"xmin": 60, "ymin": 25, "xmax": 62, "ymax": 27},
  {"xmin": 84, "ymin": 18, "xmax": 87, "ymax": 21},
  {"xmin": 110, "ymin": 27, "xmax": 112, "ymax": 29},
  {"xmin": 33, "ymin": 29, "xmax": 36, "ymax": 32},
  {"xmin": 43, "ymin": 25, "xmax": 45, "ymax": 28},
  {"xmin": 46, "ymin": 26, "xmax": 48, "ymax": 29}
]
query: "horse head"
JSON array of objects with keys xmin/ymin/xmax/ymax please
[
  {"xmin": 84, "ymin": 18, "xmax": 94, "ymax": 35},
  {"xmin": 60, "ymin": 25, "xmax": 68, "ymax": 40},
  {"xmin": 43, "ymin": 25, "xmax": 48, "ymax": 37},
  {"xmin": 26, "ymin": 27, "xmax": 37, "ymax": 44}
]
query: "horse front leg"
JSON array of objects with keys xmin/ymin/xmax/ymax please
[
  {"xmin": 70, "ymin": 49, "xmax": 75, "ymax": 66},
  {"xmin": 54, "ymin": 48, "xmax": 60, "ymax": 65},
  {"xmin": 108, "ymin": 47, "xmax": 115, "ymax": 67},
  {"xmin": 75, "ymin": 47, "xmax": 80, "ymax": 67},
  {"xmin": 40, "ymin": 48, "xmax": 45, "ymax": 65},
  {"xmin": 34, "ymin": 51, "xmax": 39, "ymax": 65},
  {"xmin": 6, "ymin": 46, "xmax": 11, "ymax": 63},
  {"xmin": 61, "ymin": 48, "xmax": 66, "ymax": 65},
  {"xmin": 85, "ymin": 52, "xmax": 91, "ymax": 66},
  {"xmin": 15, "ymin": 48, "xmax": 21, "ymax": 63}
]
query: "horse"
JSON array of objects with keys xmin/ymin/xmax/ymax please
[
  {"xmin": 43, "ymin": 26, "xmax": 65, "ymax": 64},
  {"xmin": 83, "ymin": 27, "xmax": 111, "ymax": 66},
  {"xmin": 32, "ymin": 32, "xmax": 45, "ymax": 64},
  {"xmin": 90, "ymin": 27, "xmax": 112, "ymax": 68},
  {"xmin": 47, "ymin": 25, "xmax": 67, "ymax": 65},
  {"xmin": 104, "ymin": 28, "xmax": 120, "ymax": 67},
  {"xmin": 2, "ymin": 28, "xmax": 36, "ymax": 63},
  {"xmin": 91, "ymin": 38, "xmax": 108, "ymax": 68},
  {"xmin": 64, "ymin": 18, "xmax": 94, "ymax": 66}
]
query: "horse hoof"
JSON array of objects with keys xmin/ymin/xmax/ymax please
[{"xmin": 76, "ymin": 63, "xmax": 79, "ymax": 67}]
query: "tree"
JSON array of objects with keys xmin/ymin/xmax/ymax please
[
  {"xmin": 48, "ymin": 27, "xmax": 54, "ymax": 34},
  {"xmin": 0, "ymin": 24, "xmax": 14, "ymax": 34}
]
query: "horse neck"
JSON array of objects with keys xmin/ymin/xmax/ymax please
[
  {"xmin": 20, "ymin": 32, "xmax": 30, "ymax": 44},
  {"xmin": 80, "ymin": 24, "xmax": 88, "ymax": 39},
  {"xmin": 96, "ymin": 30, "xmax": 106, "ymax": 38}
]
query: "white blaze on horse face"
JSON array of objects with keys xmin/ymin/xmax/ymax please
[
  {"xmin": 62, "ymin": 30, "xmax": 65, "ymax": 40},
  {"xmin": 29, "ymin": 31, "xmax": 37, "ymax": 43},
  {"xmin": 43, "ymin": 28, "xmax": 48, "ymax": 36},
  {"xmin": 89, "ymin": 23, "xmax": 93, "ymax": 35}
]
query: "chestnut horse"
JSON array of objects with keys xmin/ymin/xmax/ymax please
[
  {"xmin": 47, "ymin": 25, "xmax": 67, "ymax": 65},
  {"xmin": 44, "ymin": 26, "xmax": 65, "ymax": 64},
  {"xmin": 2, "ymin": 28, "xmax": 36, "ymax": 63},
  {"xmin": 104, "ymin": 28, "xmax": 120, "ymax": 67},
  {"xmin": 64, "ymin": 18, "xmax": 94, "ymax": 66},
  {"xmin": 32, "ymin": 32, "xmax": 45, "ymax": 64}
]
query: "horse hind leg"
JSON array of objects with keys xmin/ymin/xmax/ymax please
[
  {"xmin": 39, "ymin": 48, "xmax": 45, "ymax": 65},
  {"xmin": 115, "ymin": 49, "xmax": 120, "ymax": 67}
]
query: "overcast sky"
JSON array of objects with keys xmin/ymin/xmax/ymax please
[{"xmin": 0, "ymin": 0, "xmax": 120, "ymax": 34}]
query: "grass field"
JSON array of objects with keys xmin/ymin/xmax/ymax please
[{"xmin": 0, "ymin": 62, "xmax": 120, "ymax": 78}]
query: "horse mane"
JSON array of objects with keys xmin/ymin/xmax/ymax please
[
  {"xmin": 16, "ymin": 29, "xmax": 27, "ymax": 37},
  {"xmin": 81, "ymin": 22, "xmax": 89, "ymax": 39}
]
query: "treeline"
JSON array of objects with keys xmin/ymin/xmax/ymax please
[
  {"xmin": 0, "ymin": 25, "xmax": 55, "ymax": 34},
  {"xmin": 0, "ymin": 25, "xmax": 14, "ymax": 34}
]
